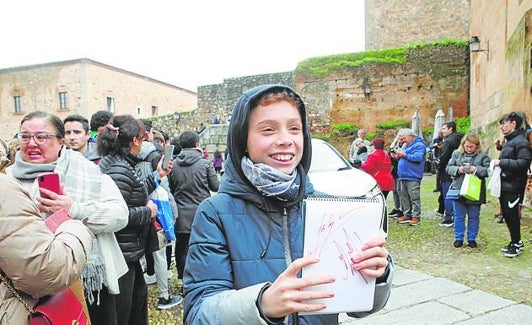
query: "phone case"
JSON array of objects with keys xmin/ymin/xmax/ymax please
[
  {"xmin": 38, "ymin": 172, "xmax": 61, "ymax": 195},
  {"xmin": 162, "ymin": 145, "xmax": 174, "ymax": 169}
]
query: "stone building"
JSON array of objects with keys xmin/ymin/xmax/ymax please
[
  {"xmin": 0, "ymin": 58, "xmax": 197, "ymax": 140},
  {"xmin": 365, "ymin": 0, "xmax": 470, "ymax": 50}
]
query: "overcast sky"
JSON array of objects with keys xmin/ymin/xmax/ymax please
[{"xmin": 1, "ymin": 0, "xmax": 365, "ymax": 92}]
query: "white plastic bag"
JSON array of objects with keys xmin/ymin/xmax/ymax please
[{"xmin": 487, "ymin": 161, "xmax": 501, "ymax": 198}]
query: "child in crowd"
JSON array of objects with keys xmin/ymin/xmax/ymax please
[{"xmin": 183, "ymin": 84, "xmax": 393, "ymax": 324}]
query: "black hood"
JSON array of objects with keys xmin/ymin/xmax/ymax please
[{"xmin": 226, "ymin": 84, "xmax": 312, "ymax": 187}]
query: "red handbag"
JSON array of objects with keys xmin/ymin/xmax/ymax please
[{"xmin": 0, "ymin": 270, "xmax": 88, "ymax": 325}]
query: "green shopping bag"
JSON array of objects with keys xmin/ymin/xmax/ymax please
[{"xmin": 460, "ymin": 173, "xmax": 481, "ymax": 201}]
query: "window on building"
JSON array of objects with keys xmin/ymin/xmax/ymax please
[
  {"xmin": 137, "ymin": 107, "xmax": 141, "ymax": 115},
  {"xmin": 151, "ymin": 106, "xmax": 158, "ymax": 116},
  {"xmin": 14, "ymin": 96, "xmax": 22, "ymax": 113},
  {"xmin": 59, "ymin": 92, "xmax": 68, "ymax": 110},
  {"xmin": 107, "ymin": 97, "xmax": 115, "ymax": 113}
]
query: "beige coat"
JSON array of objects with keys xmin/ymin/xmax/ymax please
[{"xmin": 0, "ymin": 174, "xmax": 92, "ymax": 324}]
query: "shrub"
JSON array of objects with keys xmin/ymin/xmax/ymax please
[
  {"xmin": 331, "ymin": 123, "xmax": 358, "ymax": 136},
  {"xmin": 376, "ymin": 120, "xmax": 410, "ymax": 129},
  {"xmin": 456, "ymin": 116, "xmax": 470, "ymax": 134}
]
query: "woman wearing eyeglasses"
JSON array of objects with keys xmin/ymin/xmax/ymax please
[{"xmin": 6, "ymin": 111, "xmax": 129, "ymax": 325}]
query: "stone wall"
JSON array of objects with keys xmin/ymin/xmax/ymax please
[
  {"xmin": 153, "ymin": 44, "xmax": 468, "ymax": 162},
  {"xmin": 365, "ymin": 0, "xmax": 470, "ymax": 50},
  {"xmin": 295, "ymin": 43, "xmax": 469, "ymax": 156},
  {"xmin": 197, "ymin": 71, "xmax": 295, "ymax": 123}
]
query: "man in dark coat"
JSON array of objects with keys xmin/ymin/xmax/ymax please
[
  {"xmin": 438, "ymin": 122, "xmax": 463, "ymax": 227},
  {"xmin": 168, "ymin": 131, "xmax": 219, "ymax": 281}
]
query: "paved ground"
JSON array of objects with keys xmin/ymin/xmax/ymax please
[{"xmin": 339, "ymin": 266, "xmax": 532, "ymax": 325}]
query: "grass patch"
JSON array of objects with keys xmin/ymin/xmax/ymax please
[{"xmin": 387, "ymin": 173, "xmax": 531, "ymax": 306}]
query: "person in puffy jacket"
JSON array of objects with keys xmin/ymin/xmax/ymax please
[
  {"xmin": 492, "ymin": 112, "xmax": 532, "ymax": 257},
  {"xmin": 361, "ymin": 137, "xmax": 394, "ymax": 198},
  {"xmin": 183, "ymin": 84, "xmax": 392, "ymax": 325},
  {"xmin": 98, "ymin": 114, "xmax": 172, "ymax": 324},
  {"xmin": 0, "ymin": 173, "xmax": 93, "ymax": 325},
  {"xmin": 7, "ymin": 111, "xmax": 128, "ymax": 324}
]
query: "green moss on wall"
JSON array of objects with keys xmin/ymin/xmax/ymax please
[{"xmin": 296, "ymin": 39, "xmax": 467, "ymax": 78}]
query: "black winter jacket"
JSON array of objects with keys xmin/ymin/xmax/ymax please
[
  {"xmin": 168, "ymin": 148, "xmax": 219, "ymax": 233},
  {"xmin": 499, "ymin": 130, "xmax": 532, "ymax": 194},
  {"xmin": 439, "ymin": 132, "xmax": 463, "ymax": 182},
  {"xmin": 99, "ymin": 153, "xmax": 156, "ymax": 262}
]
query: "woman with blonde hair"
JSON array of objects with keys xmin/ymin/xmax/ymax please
[{"xmin": 445, "ymin": 133, "xmax": 491, "ymax": 248}]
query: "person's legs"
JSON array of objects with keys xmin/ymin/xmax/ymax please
[
  {"xmin": 441, "ymin": 180, "xmax": 453, "ymax": 222},
  {"xmin": 392, "ymin": 177, "xmax": 402, "ymax": 212},
  {"xmin": 116, "ymin": 262, "xmax": 135, "ymax": 325},
  {"xmin": 398, "ymin": 181, "xmax": 412, "ymax": 218},
  {"xmin": 153, "ymin": 247, "xmax": 169, "ymax": 298},
  {"xmin": 466, "ymin": 204, "xmax": 481, "ymax": 242},
  {"xmin": 129, "ymin": 260, "xmax": 148, "ymax": 325},
  {"xmin": 453, "ymin": 201, "xmax": 466, "ymax": 241},
  {"xmin": 408, "ymin": 181, "xmax": 421, "ymax": 219},
  {"xmin": 166, "ymin": 244, "xmax": 173, "ymax": 271},
  {"xmin": 175, "ymin": 233, "xmax": 190, "ymax": 280},
  {"xmin": 437, "ymin": 190, "xmax": 444, "ymax": 214},
  {"xmin": 87, "ymin": 286, "xmax": 117, "ymax": 325},
  {"xmin": 500, "ymin": 192, "xmax": 521, "ymax": 243}
]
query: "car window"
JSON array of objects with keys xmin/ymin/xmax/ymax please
[{"xmin": 309, "ymin": 140, "xmax": 351, "ymax": 172}]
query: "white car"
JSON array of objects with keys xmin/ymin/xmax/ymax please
[
  {"xmin": 308, "ymin": 138, "xmax": 387, "ymax": 233},
  {"xmin": 308, "ymin": 138, "xmax": 379, "ymax": 197}
]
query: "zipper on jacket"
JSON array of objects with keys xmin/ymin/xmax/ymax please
[{"xmin": 282, "ymin": 208, "xmax": 291, "ymax": 267}]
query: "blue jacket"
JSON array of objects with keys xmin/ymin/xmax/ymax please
[{"xmin": 397, "ymin": 137, "xmax": 426, "ymax": 182}]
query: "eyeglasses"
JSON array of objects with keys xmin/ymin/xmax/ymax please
[{"xmin": 17, "ymin": 132, "xmax": 60, "ymax": 145}]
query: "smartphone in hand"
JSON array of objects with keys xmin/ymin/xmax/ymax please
[
  {"xmin": 162, "ymin": 145, "xmax": 174, "ymax": 169},
  {"xmin": 38, "ymin": 172, "xmax": 61, "ymax": 197}
]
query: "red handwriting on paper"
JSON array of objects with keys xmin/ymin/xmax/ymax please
[{"xmin": 306, "ymin": 206, "xmax": 369, "ymax": 284}]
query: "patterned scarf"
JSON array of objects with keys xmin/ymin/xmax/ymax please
[{"xmin": 241, "ymin": 156, "xmax": 301, "ymax": 202}]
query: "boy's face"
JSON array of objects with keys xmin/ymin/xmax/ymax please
[{"xmin": 246, "ymin": 100, "xmax": 304, "ymax": 174}]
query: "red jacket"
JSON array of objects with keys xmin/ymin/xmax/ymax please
[{"xmin": 361, "ymin": 149, "xmax": 394, "ymax": 192}]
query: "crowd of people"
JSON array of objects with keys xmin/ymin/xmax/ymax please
[
  {"xmin": 349, "ymin": 111, "xmax": 531, "ymax": 257},
  {"xmin": 0, "ymin": 82, "xmax": 529, "ymax": 324}
]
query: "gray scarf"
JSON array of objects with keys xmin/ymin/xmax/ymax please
[
  {"xmin": 241, "ymin": 156, "xmax": 301, "ymax": 202},
  {"xmin": 10, "ymin": 151, "xmax": 56, "ymax": 179}
]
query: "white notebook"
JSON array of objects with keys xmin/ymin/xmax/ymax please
[{"xmin": 301, "ymin": 195, "xmax": 385, "ymax": 314}]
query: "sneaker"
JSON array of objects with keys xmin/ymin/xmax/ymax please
[
  {"xmin": 453, "ymin": 240, "xmax": 463, "ymax": 248},
  {"xmin": 496, "ymin": 215, "xmax": 504, "ymax": 223},
  {"xmin": 439, "ymin": 220, "xmax": 453, "ymax": 227},
  {"xmin": 388, "ymin": 208, "xmax": 399, "ymax": 216},
  {"xmin": 433, "ymin": 209, "xmax": 443, "ymax": 217},
  {"xmin": 504, "ymin": 244, "xmax": 523, "ymax": 258},
  {"xmin": 467, "ymin": 240, "xmax": 478, "ymax": 248},
  {"xmin": 157, "ymin": 294, "xmax": 183, "ymax": 310},
  {"xmin": 144, "ymin": 273, "xmax": 156, "ymax": 285},
  {"xmin": 388, "ymin": 209, "xmax": 402, "ymax": 218},
  {"xmin": 409, "ymin": 217, "xmax": 420, "ymax": 226},
  {"xmin": 396, "ymin": 216, "xmax": 411, "ymax": 224},
  {"xmin": 501, "ymin": 240, "xmax": 523, "ymax": 253}
]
